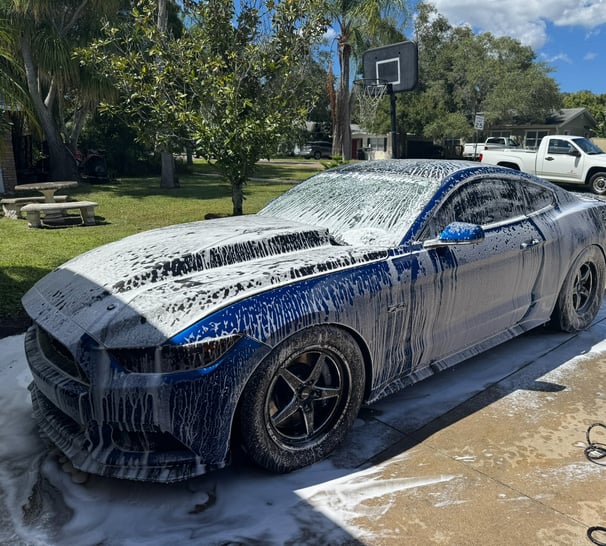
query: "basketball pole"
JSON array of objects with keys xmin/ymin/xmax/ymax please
[{"xmin": 388, "ymin": 84, "xmax": 397, "ymax": 159}]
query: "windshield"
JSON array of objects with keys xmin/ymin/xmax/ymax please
[
  {"xmin": 573, "ymin": 138, "xmax": 604, "ymax": 155},
  {"xmin": 258, "ymin": 168, "xmax": 443, "ymax": 247}
]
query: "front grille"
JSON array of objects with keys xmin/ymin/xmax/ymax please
[
  {"xmin": 111, "ymin": 428, "xmax": 190, "ymax": 453},
  {"xmin": 37, "ymin": 326, "xmax": 89, "ymax": 384}
]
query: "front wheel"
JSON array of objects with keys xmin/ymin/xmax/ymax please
[
  {"xmin": 549, "ymin": 246, "xmax": 605, "ymax": 332},
  {"xmin": 238, "ymin": 326, "xmax": 365, "ymax": 473},
  {"xmin": 589, "ymin": 172, "xmax": 606, "ymax": 195}
]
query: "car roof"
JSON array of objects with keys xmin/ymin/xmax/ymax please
[{"xmin": 333, "ymin": 158, "xmax": 480, "ymax": 181}]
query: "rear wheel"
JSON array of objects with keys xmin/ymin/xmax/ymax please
[
  {"xmin": 549, "ymin": 246, "xmax": 605, "ymax": 332},
  {"xmin": 239, "ymin": 326, "xmax": 364, "ymax": 473},
  {"xmin": 589, "ymin": 172, "xmax": 606, "ymax": 195},
  {"xmin": 313, "ymin": 151, "xmax": 322, "ymax": 160}
]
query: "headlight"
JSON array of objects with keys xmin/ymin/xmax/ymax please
[{"xmin": 110, "ymin": 334, "xmax": 242, "ymax": 374}]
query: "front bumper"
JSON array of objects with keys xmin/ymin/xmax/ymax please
[{"xmin": 24, "ymin": 325, "xmax": 268, "ymax": 482}]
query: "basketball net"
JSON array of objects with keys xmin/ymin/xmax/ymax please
[{"xmin": 353, "ymin": 79, "xmax": 388, "ymax": 133}]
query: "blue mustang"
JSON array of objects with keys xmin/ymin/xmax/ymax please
[{"xmin": 23, "ymin": 160, "xmax": 606, "ymax": 482}]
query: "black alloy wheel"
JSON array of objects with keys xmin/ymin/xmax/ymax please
[{"xmin": 239, "ymin": 326, "xmax": 364, "ymax": 473}]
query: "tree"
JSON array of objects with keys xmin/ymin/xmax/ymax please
[
  {"xmin": 563, "ymin": 91, "xmax": 606, "ymax": 138},
  {"xmin": 85, "ymin": 0, "xmax": 328, "ymax": 215},
  {"xmin": 156, "ymin": 0, "xmax": 178, "ymax": 188},
  {"xmin": 326, "ymin": 0, "xmax": 411, "ymax": 160},
  {"xmin": 0, "ymin": 0, "xmax": 125, "ymax": 181},
  {"xmin": 391, "ymin": 3, "xmax": 561, "ymax": 145}
]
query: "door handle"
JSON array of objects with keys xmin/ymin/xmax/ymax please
[
  {"xmin": 545, "ymin": 156, "xmax": 554, "ymax": 161},
  {"xmin": 520, "ymin": 238, "xmax": 540, "ymax": 250}
]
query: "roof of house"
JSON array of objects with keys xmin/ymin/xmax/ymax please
[{"xmin": 546, "ymin": 107, "xmax": 596, "ymax": 127}]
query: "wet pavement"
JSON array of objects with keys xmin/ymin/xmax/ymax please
[
  {"xmin": 316, "ymin": 313, "xmax": 606, "ymax": 545},
  {"xmin": 2, "ymin": 308, "xmax": 606, "ymax": 545}
]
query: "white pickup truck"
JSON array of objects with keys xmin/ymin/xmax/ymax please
[
  {"xmin": 462, "ymin": 136, "xmax": 519, "ymax": 160},
  {"xmin": 479, "ymin": 135, "xmax": 606, "ymax": 195}
]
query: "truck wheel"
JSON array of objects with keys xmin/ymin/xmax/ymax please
[{"xmin": 589, "ymin": 172, "xmax": 606, "ymax": 195}]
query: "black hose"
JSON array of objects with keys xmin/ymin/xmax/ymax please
[
  {"xmin": 587, "ymin": 526, "xmax": 606, "ymax": 545},
  {"xmin": 585, "ymin": 423, "xmax": 606, "ymax": 544},
  {"xmin": 585, "ymin": 423, "xmax": 606, "ymax": 463}
]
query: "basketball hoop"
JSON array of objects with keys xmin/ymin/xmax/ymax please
[{"xmin": 353, "ymin": 78, "xmax": 389, "ymax": 133}]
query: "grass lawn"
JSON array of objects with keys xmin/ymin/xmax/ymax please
[{"xmin": 0, "ymin": 159, "xmax": 323, "ymax": 334}]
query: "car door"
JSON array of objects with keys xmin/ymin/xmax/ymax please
[
  {"xmin": 400, "ymin": 177, "xmax": 546, "ymax": 372},
  {"xmin": 535, "ymin": 138, "xmax": 584, "ymax": 183}
]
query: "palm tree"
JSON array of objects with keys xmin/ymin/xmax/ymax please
[
  {"xmin": 327, "ymin": 0, "xmax": 411, "ymax": 159},
  {"xmin": 0, "ymin": 0, "xmax": 123, "ymax": 181}
]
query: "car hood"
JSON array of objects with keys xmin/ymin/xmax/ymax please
[{"xmin": 23, "ymin": 215, "xmax": 388, "ymax": 349}]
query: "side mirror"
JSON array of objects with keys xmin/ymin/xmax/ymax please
[{"xmin": 423, "ymin": 222, "xmax": 485, "ymax": 249}]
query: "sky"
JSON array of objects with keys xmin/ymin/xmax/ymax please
[
  {"xmin": 2, "ymin": 310, "xmax": 606, "ymax": 544},
  {"xmin": 428, "ymin": 0, "xmax": 606, "ymax": 94}
]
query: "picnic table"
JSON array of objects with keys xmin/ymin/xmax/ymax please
[
  {"xmin": 11, "ymin": 180, "xmax": 97, "ymax": 228},
  {"xmin": 2, "ymin": 180, "xmax": 78, "ymax": 219},
  {"xmin": 15, "ymin": 180, "xmax": 78, "ymax": 203}
]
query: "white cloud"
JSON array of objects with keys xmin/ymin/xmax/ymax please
[
  {"xmin": 428, "ymin": 0, "xmax": 606, "ymax": 49},
  {"xmin": 323, "ymin": 27, "xmax": 337, "ymax": 42},
  {"xmin": 554, "ymin": 3, "xmax": 606, "ymax": 27},
  {"xmin": 540, "ymin": 52, "xmax": 572, "ymax": 64},
  {"xmin": 584, "ymin": 51, "xmax": 598, "ymax": 60}
]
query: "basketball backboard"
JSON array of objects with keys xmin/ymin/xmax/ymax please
[{"xmin": 362, "ymin": 41, "xmax": 418, "ymax": 93}]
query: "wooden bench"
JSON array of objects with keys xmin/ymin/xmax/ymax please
[
  {"xmin": 21, "ymin": 201, "xmax": 98, "ymax": 228},
  {"xmin": 1, "ymin": 195, "xmax": 69, "ymax": 219}
]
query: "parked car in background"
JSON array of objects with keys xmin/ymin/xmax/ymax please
[
  {"xmin": 463, "ymin": 137, "xmax": 520, "ymax": 160},
  {"xmin": 297, "ymin": 141, "xmax": 332, "ymax": 160},
  {"xmin": 23, "ymin": 159, "xmax": 606, "ymax": 482},
  {"xmin": 480, "ymin": 135, "xmax": 606, "ymax": 194}
]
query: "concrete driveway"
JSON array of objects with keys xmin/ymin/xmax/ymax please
[
  {"xmin": 1, "ymin": 308, "xmax": 606, "ymax": 545},
  {"xmin": 293, "ymin": 308, "xmax": 606, "ymax": 545}
]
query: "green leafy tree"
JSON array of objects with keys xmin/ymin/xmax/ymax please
[
  {"xmin": 391, "ymin": 3, "xmax": 561, "ymax": 146},
  {"xmin": 0, "ymin": 0, "xmax": 125, "ymax": 181},
  {"xmin": 563, "ymin": 91, "xmax": 606, "ymax": 137},
  {"xmin": 85, "ymin": 0, "xmax": 328, "ymax": 215},
  {"xmin": 0, "ymin": 18, "xmax": 30, "ymax": 123}
]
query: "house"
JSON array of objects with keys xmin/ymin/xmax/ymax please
[
  {"xmin": 351, "ymin": 124, "xmax": 392, "ymax": 160},
  {"xmin": 483, "ymin": 108, "xmax": 597, "ymax": 149},
  {"xmin": 0, "ymin": 116, "xmax": 18, "ymax": 194},
  {"xmin": 352, "ymin": 128, "xmax": 445, "ymax": 160},
  {"xmin": 0, "ymin": 98, "xmax": 18, "ymax": 194}
]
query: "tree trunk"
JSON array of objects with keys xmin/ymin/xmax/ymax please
[
  {"xmin": 160, "ymin": 151, "xmax": 179, "ymax": 188},
  {"xmin": 20, "ymin": 32, "xmax": 78, "ymax": 181},
  {"xmin": 156, "ymin": 0, "xmax": 178, "ymax": 188},
  {"xmin": 231, "ymin": 178, "xmax": 244, "ymax": 216},
  {"xmin": 47, "ymin": 136, "xmax": 79, "ymax": 181},
  {"xmin": 186, "ymin": 144, "xmax": 194, "ymax": 166},
  {"xmin": 334, "ymin": 38, "xmax": 352, "ymax": 160}
]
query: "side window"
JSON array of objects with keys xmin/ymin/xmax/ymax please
[
  {"xmin": 547, "ymin": 139, "xmax": 573, "ymax": 155},
  {"xmin": 523, "ymin": 183, "xmax": 555, "ymax": 212},
  {"xmin": 421, "ymin": 179, "xmax": 526, "ymax": 239}
]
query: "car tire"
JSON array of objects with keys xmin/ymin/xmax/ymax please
[
  {"xmin": 549, "ymin": 246, "xmax": 605, "ymax": 332},
  {"xmin": 589, "ymin": 172, "xmax": 606, "ymax": 195},
  {"xmin": 238, "ymin": 326, "xmax": 365, "ymax": 473},
  {"xmin": 313, "ymin": 151, "xmax": 322, "ymax": 160}
]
